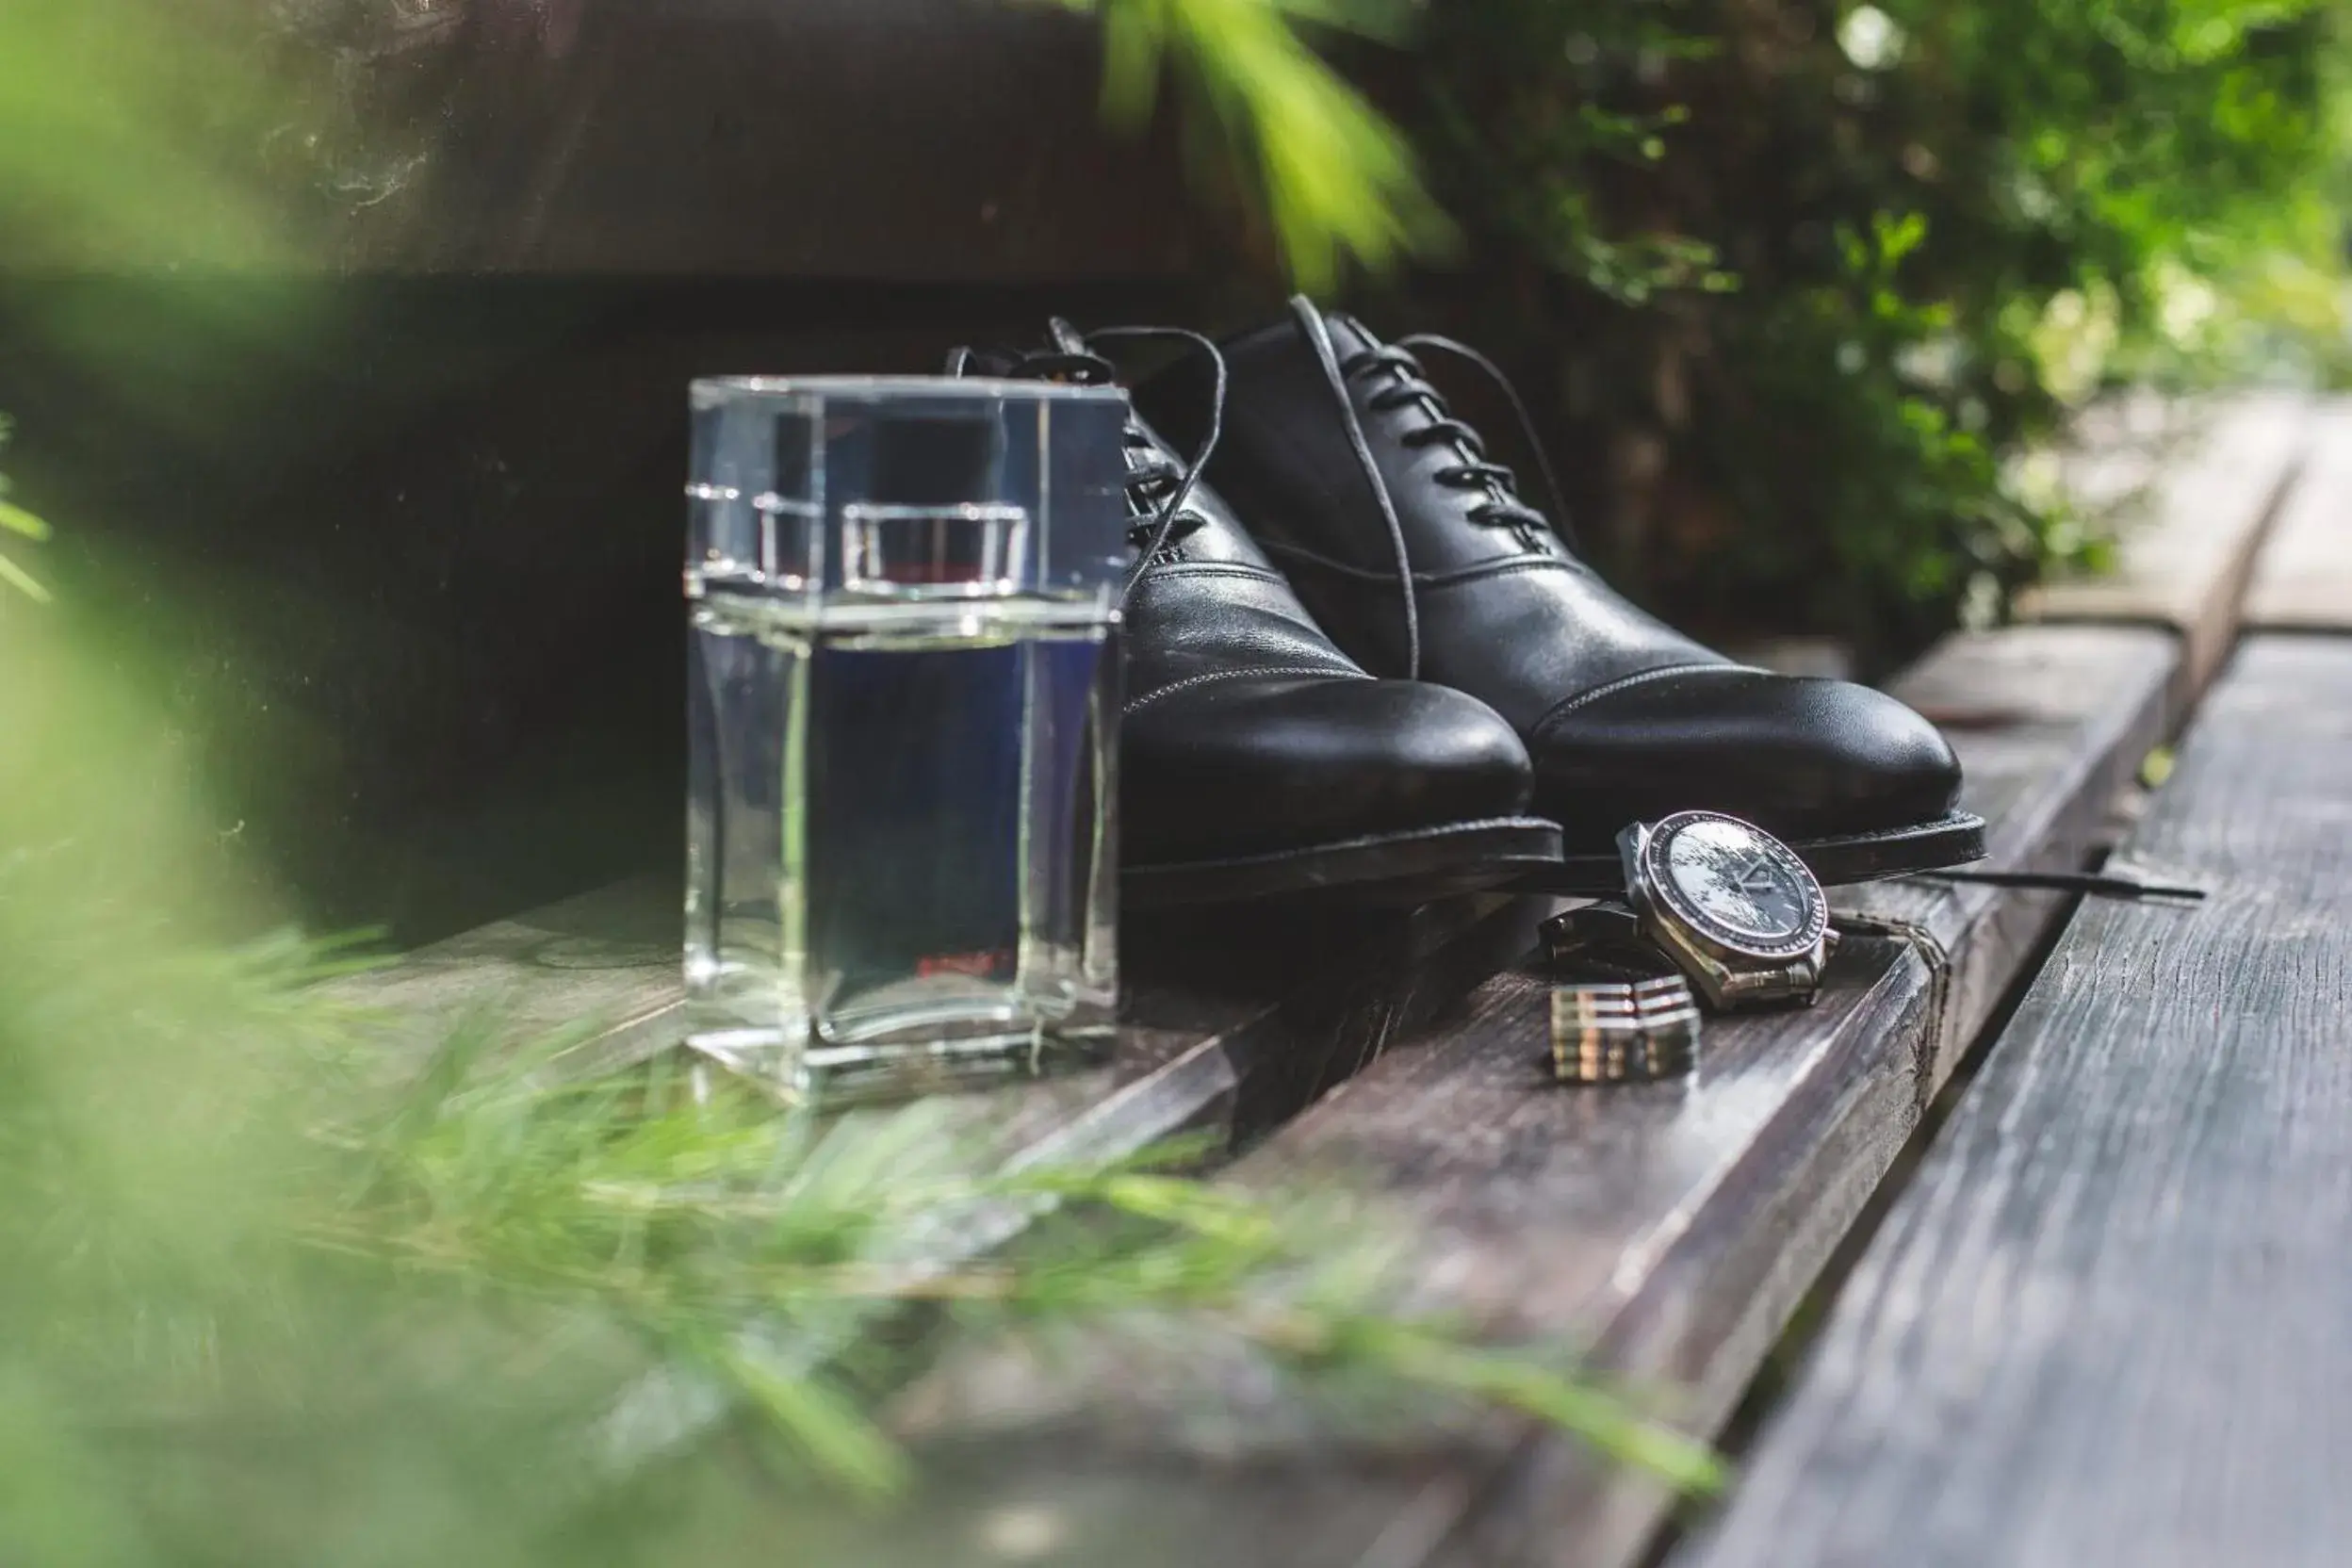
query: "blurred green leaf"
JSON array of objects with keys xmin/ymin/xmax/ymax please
[
  {"xmin": 0, "ymin": 447, "xmax": 51, "ymax": 600},
  {"xmin": 0, "ymin": 0, "xmax": 313, "ymax": 269},
  {"xmin": 0, "ymin": 607, "xmax": 1722, "ymax": 1563},
  {"xmin": 1053, "ymin": 0, "xmax": 1451, "ymax": 286},
  {"xmin": 1396, "ymin": 0, "xmax": 2347, "ymax": 657},
  {"xmin": 0, "ymin": 554, "xmax": 51, "ymax": 605},
  {"xmin": 1, "ymin": 499, "xmax": 51, "ymax": 545}
]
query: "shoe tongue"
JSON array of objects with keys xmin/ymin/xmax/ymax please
[{"xmin": 1046, "ymin": 317, "xmax": 1090, "ymax": 356}]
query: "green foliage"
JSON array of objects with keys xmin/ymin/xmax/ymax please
[
  {"xmin": 1390, "ymin": 0, "xmax": 2348, "ymax": 655},
  {"xmin": 0, "ymin": 0, "xmax": 314, "ymax": 269},
  {"xmin": 1078, "ymin": 0, "xmax": 2346, "ymax": 650},
  {"xmin": 0, "ymin": 415, "xmax": 49, "ymax": 603},
  {"xmin": 0, "ymin": 609, "xmax": 1718, "ymax": 1564},
  {"xmin": 1059, "ymin": 0, "xmax": 1450, "ymax": 287}
]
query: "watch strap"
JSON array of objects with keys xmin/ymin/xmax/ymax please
[
  {"xmin": 1550, "ymin": 894, "xmax": 1826, "ymax": 1010},
  {"xmin": 1542, "ymin": 901, "xmax": 1682, "ymax": 984}
]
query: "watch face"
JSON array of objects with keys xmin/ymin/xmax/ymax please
[{"xmin": 1644, "ymin": 812, "xmax": 1827, "ymax": 957}]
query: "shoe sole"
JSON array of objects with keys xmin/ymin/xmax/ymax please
[
  {"xmin": 1123, "ymin": 817, "xmax": 1566, "ymax": 910},
  {"xmin": 1519, "ymin": 810, "xmax": 1989, "ymax": 895}
]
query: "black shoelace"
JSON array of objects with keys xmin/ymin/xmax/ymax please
[
  {"xmin": 946, "ymin": 322, "xmax": 1227, "ymax": 610},
  {"xmin": 1919, "ymin": 867, "xmax": 2208, "ymax": 901},
  {"xmin": 1291, "ymin": 295, "xmax": 1576, "ymax": 679}
]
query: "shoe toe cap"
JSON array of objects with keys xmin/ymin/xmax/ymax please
[
  {"xmin": 1528, "ymin": 667, "xmax": 1961, "ymax": 847},
  {"xmin": 1124, "ymin": 676, "xmax": 1534, "ymax": 863}
]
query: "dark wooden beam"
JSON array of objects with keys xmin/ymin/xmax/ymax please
[
  {"xmin": 1680, "ymin": 634, "xmax": 2352, "ymax": 1568},
  {"xmin": 329, "ymin": 879, "xmax": 1551, "ymax": 1171}
]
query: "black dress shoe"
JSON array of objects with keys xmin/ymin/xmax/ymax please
[
  {"xmin": 1134, "ymin": 299, "xmax": 1984, "ymax": 890},
  {"xmin": 952, "ymin": 322, "xmax": 1563, "ymax": 908}
]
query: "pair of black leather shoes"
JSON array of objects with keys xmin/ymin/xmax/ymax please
[{"xmin": 954, "ymin": 302, "xmax": 1984, "ymax": 909}]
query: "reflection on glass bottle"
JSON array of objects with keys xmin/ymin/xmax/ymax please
[{"xmin": 682, "ymin": 379, "xmax": 1128, "ymax": 1103}]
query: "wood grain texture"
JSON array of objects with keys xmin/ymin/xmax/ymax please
[
  {"xmin": 837, "ymin": 936, "xmax": 1933, "ymax": 1568},
  {"xmin": 336, "ymin": 877, "xmax": 1560, "ymax": 1472},
  {"xmin": 599, "ymin": 895, "xmax": 1559, "ymax": 1462},
  {"xmin": 2246, "ymin": 400, "xmax": 2352, "ymax": 631},
  {"xmin": 1843, "ymin": 624, "xmax": 2175, "ymax": 1088},
  {"xmin": 327, "ymin": 876, "xmax": 1544, "ymax": 1159},
  {"xmin": 336, "ymin": 620, "xmax": 2183, "ymax": 1568},
  {"xmin": 325, "ymin": 877, "xmax": 682, "ymax": 1068},
  {"xmin": 858, "ymin": 622, "xmax": 2184, "ymax": 1568},
  {"xmin": 1681, "ymin": 635, "xmax": 2352, "ymax": 1568},
  {"xmin": 2019, "ymin": 392, "xmax": 2311, "ymax": 716},
  {"xmin": 1288, "ymin": 938, "xmax": 1935, "ymax": 1568}
]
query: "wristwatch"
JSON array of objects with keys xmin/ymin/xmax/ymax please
[{"xmin": 1616, "ymin": 811, "xmax": 1837, "ymax": 1010}]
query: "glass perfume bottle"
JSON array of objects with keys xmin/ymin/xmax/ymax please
[{"xmin": 682, "ymin": 376, "xmax": 1131, "ymax": 1102}]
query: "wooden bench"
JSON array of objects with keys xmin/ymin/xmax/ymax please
[
  {"xmin": 1684, "ymin": 633, "xmax": 2352, "ymax": 1562},
  {"xmin": 337, "ymin": 393, "xmax": 2325, "ymax": 1566}
]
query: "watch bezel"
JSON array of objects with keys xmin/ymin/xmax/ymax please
[{"xmin": 1636, "ymin": 810, "xmax": 1829, "ymax": 961}]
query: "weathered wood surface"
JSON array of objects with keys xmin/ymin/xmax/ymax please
[
  {"xmin": 847, "ymin": 620, "xmax": 2182, "ymax": 1568},
  {"xmin": 2246, "ymin": 399, "xmax": 2352, "ymax": 632},
  {"xmin": 323, "ymin": 388, "xmax": 2298, "ymax": 1563},
  {"xmin": 850, "ymin": 933, "xmax": 1932, "ymax": 1568},
  {"xmin": 1681, "ymin": 635, "xmax": 2352, "ymax": 1568},
  {"xmin": 1838, "ymin": 625, "xmax": 2174, "ymax": 1088},
  {"xmin": 327, "ymin": 877, "xmax": 681, "ymax": 1066},
  {"xmin": 331, "ymin": 871, "xmax": 1558, "ymax": 1461},
  {"xmin": 328, "ymin": 875, "xmax": 1544, "ymax": 1161},
  {"xmin": 2019, "ymin": 392, "xmax": 2310, "ymax": 716}
]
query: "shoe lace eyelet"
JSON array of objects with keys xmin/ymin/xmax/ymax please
[{"xmin": 946, "ymin": 323, "xmax": 1229, "ymax": 603}]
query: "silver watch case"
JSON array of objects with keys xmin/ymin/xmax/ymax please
[{"xmin": 1617, "ymin": 812, "xmax": 1836, "ymax": 1010}]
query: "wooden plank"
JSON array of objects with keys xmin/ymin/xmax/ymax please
[
  {"xmin": 326, "ymin": 878, "xmax": 682, "ymax": 1067},
  {"xmin": 858, "ymin": 622, "xmax": 2179, "ymax": 1568},
  {"xmin": 2246, "ymin": 400, "xmax": 2352, "ymax": 631},
  {"xmin": 598, "ymin": 894, "xmax": 1556, "ymax": 1460},
  {"xmin": 331, "ymin": 877, "xmax": 1542, "ymax": 1153},
  {"xmin": 339, "ymin": 622, "xmax": 2185, "ymax": 1568},
  {"xmin": 2019, "ymin": 392, "xmax": 2311, "ymax": 717},
  {"xmin": 1681, "ymin": 635, "xmax": 2352, "ymax": 1568},
  {"xmin": 1838, "ymin": 625, "xmax": 2173, "ymax": 1089},
  {"xmin": 856, "ymin": 933, "xmax": 1934, "ymax": 1568},
  {"xmin": 333, "ymin": 875, "xmax": 1554, "ymax": 1462}
]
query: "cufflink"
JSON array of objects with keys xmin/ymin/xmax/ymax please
[{"xmin": 1549, "ymin": 975, "xmax": 1702, "ymax": 1085}]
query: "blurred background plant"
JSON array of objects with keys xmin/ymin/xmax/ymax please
[
  {"xmin": 1076, "ymin": 0, "xmax": 2351, "ymax": 662},
  {"xmin": 3, "ymin": 0, "xmax": 2343, "ymax": 939},
  {"xmin": 1052, "ymin": 0, "xmax": 1451, "ymax": 288},
  {"xmin": 6, "ymin": 0, "xmax": 2346, "ymax": 662},
  {"xmin": 1, "ymin": 0, "xmax": 2347, "ymax": 1547},
  {"xmin": 1387, "ymin": 0, "xmax": 2351, "ymax": 663},
  {"xmin": 0, "ymin": 414, "xmax": 49, "ymax": 602},
  {"xmin": 0, "ymin": 597, "xmax": 1716, "ymax": 1566}
]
